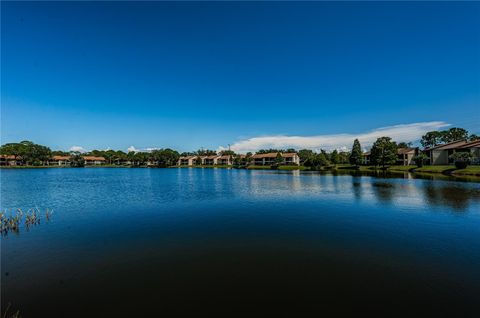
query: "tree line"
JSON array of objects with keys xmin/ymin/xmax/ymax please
[
  {"xmin": 420, "ymin": 127, "xmax": 478, "ymax": 148},
  {"xmin": 1, "ymin": 126, "xmax": 477, "ymax": 168}
]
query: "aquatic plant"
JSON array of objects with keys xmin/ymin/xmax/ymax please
[
  {"xmin": 0, "ymin": 207, "xmax": 53, "ymax": 236},
  {"xmin": 1, "ymin": 302, "xmax": 20, "ymax": 318}
]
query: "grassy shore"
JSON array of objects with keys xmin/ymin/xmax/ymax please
[
  {"xmin": 3, "ymin": 163, "xmax": 480, "ymax": 177},
  {"xmin": 176, "ymin": 165, "xmax": 233, "ymax": 169},
  {"xmin": 335, "ymin": 164, "xmax": 480, "ymax": 176},
  {"xmin": 246, "ymin": 165, "xmax": 308, "ymax": 170}
]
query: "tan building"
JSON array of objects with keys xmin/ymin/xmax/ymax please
[
  {"xmin": 363, "ymin": 147, "xmax": 419, "ymax": 166},
  {"xmin": 51, "ymin": 155, "xmax": 70, "ymax": 166},
  {"xmin": 203, "ymin": 155, "xmax": 221, "ymax": 165},
  {"xmin": 0, "ymin": 155, "xmax": 21, "ymax": 166},
  {"xmin": 217, "ymin": 155, "xmax": 232, "ymax": 165},
  {"xmin": 396, "ymin": 148, "xmax": 418, "ymax": 166},
  {"xmin": 251, "ymin": 152, "xmax": 300, "ymax": 166},
  {"xmin": 178, "ymin": 156, "xmax": 197, "ymax": 166},
  {"xmin": 83, "ymin": 156, "xmax": 106, "ymax": 165},
  {"xmin": 425, "ymin": 140, "xmax": 480, "ymax": 165}
]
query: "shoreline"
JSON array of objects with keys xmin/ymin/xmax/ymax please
[{"xmin": 2, "ymin": 164, "xmax": 480, "ymax": 178}]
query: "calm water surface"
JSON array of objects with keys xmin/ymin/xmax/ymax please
[{"xmin": 1, "ymin": 168, "xmax": 480, "ymax": 317}]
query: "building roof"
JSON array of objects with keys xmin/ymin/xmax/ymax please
[
  {"xmin": 0, "ymin": 155, "xmax": 18, "ymax": 160},
  {"xmin": 83, "ymin": 156, "xmax": 106, "ymax": 161},
  {"xmin": 218, "ymin": 155, "xmax": 231, "ymax": 160},
  {"xmin": 457, "ymin": 139, "xmax": 480, "ymax": 149},
  {"xmin": 179, "ymin": 156, "xmax": 197, "ymax": 160},
  {"xmin": 52, "ymin": 155, "xmax": 70, "ymax": 160},
  {"xmin": 252, "ymin": 152, "xmax": 297, "ymax": 159},
  {"xmin": 205, "ymin": 155, "xmax": 220, "ymax": 159},
  {"xmin": 425, "ymin": 140, "xmax": 469, "ymax": 151},
  {"xmin": 397, "ymin": 147, "xmax": 417, "ymax": 155}
]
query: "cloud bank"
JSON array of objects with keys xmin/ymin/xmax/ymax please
[
  {"xmin": 127, "ymin": 146, "xmax": 161, "ymax": 153},
  {"xmin": 69, "ymin": 146, "xmax": 87, "ymax": 153},
  {"xmin": 220, "ymin": 121, "xmax": 450, "ymax": 153}
]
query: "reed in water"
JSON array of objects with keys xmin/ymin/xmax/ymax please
[{"xmin": 0, "ymin": 207, "xmax": 53, "ymax": 236}]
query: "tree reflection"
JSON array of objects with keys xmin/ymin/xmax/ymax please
[
  {"xmin": 422, "ymin": 183, "xmax": 480, "ymax": 212},
  {"xmin": 371, "ymin": 181, "xmax": 396, "ymax": 203}
]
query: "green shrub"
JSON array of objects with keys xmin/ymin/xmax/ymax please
[
  {"xmin": 413, "ymin": 154, "xmax": 428, "ymax": 167},
  {"xmin": 449, "ymin": 152, "xmax": 473, "ymax": 169}
]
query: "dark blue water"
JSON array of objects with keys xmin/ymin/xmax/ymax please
[{"xmin": 1, "ymin": 168, "xmax": 480, "ymax": 317}]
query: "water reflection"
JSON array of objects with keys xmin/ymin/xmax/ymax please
[
  {"xmin": 371, "ymin": 181, "xmax": 396, "ymax": 203},
  {"xmin": 1, "ymin": 168, "xmax": 480, "ymax": 317},
  {"xmin": 422, "ymin": 182, "xmax": 480, "ymax": 211}
]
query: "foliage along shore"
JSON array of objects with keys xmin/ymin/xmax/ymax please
[
  {"xmin": 2, "ymin": 163, "xmax": 480, "ymax": 177},
  {"xmin": 1, "ymin": 126, "xmax": 479, "ymax": 176}
]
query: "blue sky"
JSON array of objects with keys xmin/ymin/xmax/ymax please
[{"xmin": 2, "ymin": 2, "xmax": 479, "ymax": 152}]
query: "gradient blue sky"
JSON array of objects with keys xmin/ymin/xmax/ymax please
[{"xmin": 2, "ymin": 1, "xmax": 479, "ymax": 152}]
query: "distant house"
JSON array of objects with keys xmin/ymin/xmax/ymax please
[
  {"xmin": 178, "ymin": 156, "xmax": 197, "ymax": 166},
  {"xmin": 396, "ymin": 148, "xmax": 419, "ymax": 166},
  {"xmin": 203, "ymin": 155, "xmax": 220, "ymax": 165},
  {"xmin": 363, "ymin": 147, "xmax": 419, "ymax": 166},
  {"xmin": 458, "ymin": 140, "xmax": 480, "ymax": 164},
  {"xmin": 217, "ymin": 155, "xmax": 232, "ymax": 166},
  {"xmin": 0, "ymin": 155, "xmax": 21, "ymax": 166},
  {"xmin": 83, "ymin": 156, "xmax": 106, "ymax": 165},
  {"xmin": 51, "ymin": 155, "xmax": 70, "ymax": 166},
  {"xmin": 362, "ymin": 152, "xmax": 371, "ymax": 165},
  {"xmin": 424, "ymin": 140, "xmax": 480, "ymax": 165},
  {"xmin": 251, "ymin": 153, "xmax": 300, "ymax": 166}
]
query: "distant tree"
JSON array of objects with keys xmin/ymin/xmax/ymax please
[
  {"xmin": 413, "ymin": 153, "xmax": 428, "ymax": 167},
  {"xmin": 52, "ymin": 150, "xmax": 70, "ymax": 156},
  {"xmin": 195, "ymin": 156, "xmax": 203, "ymax": 165},
  {"xmin": 304, "ymin": 152, "xmax": 328, "ymax": 170},
  {"xmin": 441, "ymin": 127, "xmax": 468, "ymax": 143},
  {"xmin": 220, "ymin": 150, "xmax": 235, "ymax": 156},
  {"xmin": 370, "ymin": 137, "xmax": 398, "ymax": 169},
  {"xmin": 0, "ymin": 143, "xmax": 24, "ymax": 160},
  {"xmin": 321, "ymin": 149, "xmax": 330, "ymax": 163},
  {"xmin": 338, "ymin": 151, "xmax": 350, "ymax": 164},
  {"xmin": 257, "ymin": 149, "xmax": 284, "ymax": 154},
  {"xmin": 245, "ymin": 152, "xmax": 253, "ymax": 165},
  {"xmin": 196, "ymin": 149, "xmax": 217, "ymax": 156},
  {"xmin": 69, "ymin": 151, "xmax": 85, "ymax": 167},
  {"xmin": 298, "ymin": 149, "xmax": 314, "ymax": 164},
  {"xmin": 286, "ymin": 148, "xmax": 296, "ymax": 153},
  {"xmin": 349, "ymin": 139, "xmax": 363, "ymax": 166},
  {"xmin": 133, "ymin": 152, "xmax": 148, "ymax": 166},
  {"xmin": 330, "ymin": 150, "xmax": 339, "ymax": 165},
  {"xmin": 150, "ymin": 149, "xmax": 180, "ymax": 167},
  {"xmin": 397, "ymin": 142, "xmax": 412, "ymax": 148},
  {"xmin": 469, "ymin": 134, "xmax": 480, "ymax": 141},
  {"xmin": 233, "ymin": 155, "xmax": 242, "ymax": 166},
  {"xmin": 317, "ymin": 152, "xmax": 329, "ymax": 166},
  {"xmin": 103, "ymin": 150, "xmax": 117, "ymax": 165},
  {"xmin": 421, "ymin": 131, "xmax": 444, "ymax": 148},
  {"xmin": 89, "ymin": 149, "xmax": 105, "ymax": 157},
  {"xmin": 114, "ymin": 150, "xmax": 127, "ymax": 164},
  {"xmin": 127, "ymin": 151, "xmax": 137, "ymax": 165},
  {"xmin": 275, "ymin": 152, "xmax": 284, "ymax": 165},
  {"xmin": 0, "ymin": 141, "xmax": 51, "ymax": 165}
]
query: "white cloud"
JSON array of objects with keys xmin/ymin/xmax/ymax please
[
  {"xmin": 220, "ymin": 121, "xmax": 450, "ymax": 153},
  {"xmin": 127, "ymin": 146, "xmax": 160, "ymax": 153},
  {"xmin": 69, "ymin": 146, "xmax": 87, "ymax": 153},
  {"xmin": 127, "ymin": 146, "xmax": 138, "ymax": 153}
]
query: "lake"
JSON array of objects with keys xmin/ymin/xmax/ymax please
[{"xmin": 1, "ymin": 168, "xmax": 480, "ymax": 317}]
